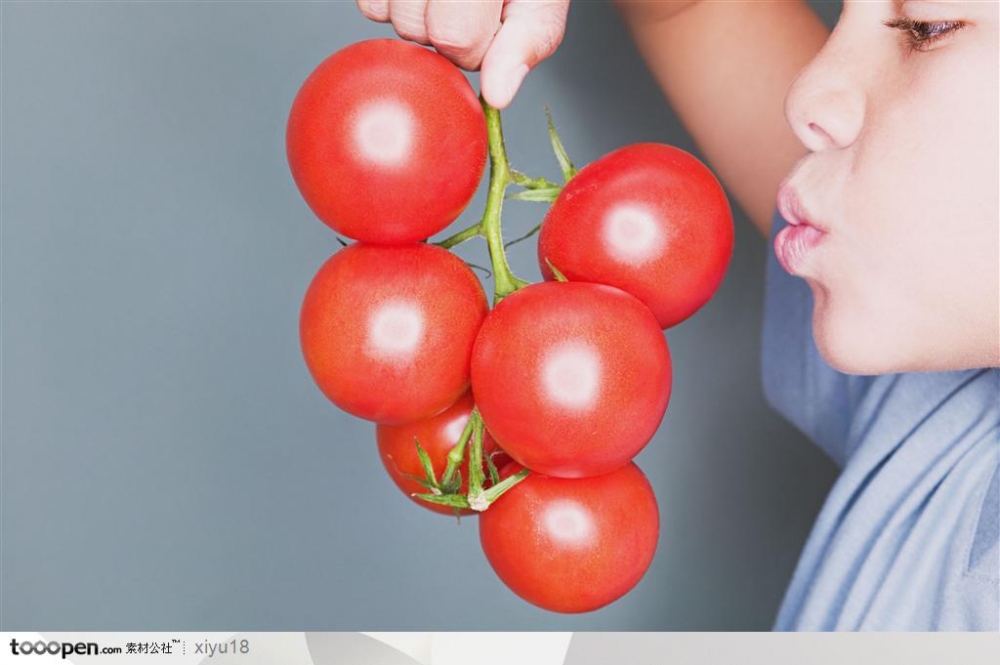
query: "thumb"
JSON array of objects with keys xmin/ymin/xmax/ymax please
[{"xmin": 480, "ymin": 0, "xmax": 570, "ymax": 109}]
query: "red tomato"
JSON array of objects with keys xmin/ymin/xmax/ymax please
[
  {"xmin": 300, "ymin": 243, "xmax": 488, "ymax": 424},
  {"xmin": 479, "ymin": 461, "xmax": 659, "ymax": 613},
  {"xmin": 286, "ymin": 39, "xmax": 488, "ymax": 244},
  {"xmin": 471, "ymin": 281, "xmax": 671, "ymax": 478},
  {"xmin": 538, "ymin": 143, "xmax": 733, "ymax": 329},
  {"xmin": 376, "ymin": 392, "xmax": 507, "ymax": 516}
]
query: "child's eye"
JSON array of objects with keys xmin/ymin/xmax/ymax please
[{"xmin": 883, "ymin": 17, "xmax": 967, "ymax": 52}]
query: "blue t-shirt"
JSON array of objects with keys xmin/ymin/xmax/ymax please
[{"xmin": 761, "ymin": 210, "xmax": 999, "ymax": 631}]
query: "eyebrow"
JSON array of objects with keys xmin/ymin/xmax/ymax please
[{"xmin": 900, "ymin": 0, "xmax": 972, "ymax": 5}]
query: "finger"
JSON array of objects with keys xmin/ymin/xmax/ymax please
[
  {"xmin": 389, "ymin": 0, "xmax": 432, "ymax": 45},
  {"xmin": 356, "ymin": 0, "xmax": 390, "ymax": 22},
  {"xmin": 425, "ymin": 0, "xmax": 503, "ymax": 71},
  {"xmin": 481, "ymin": 0, "xmax": 570, "ymax": 109}
]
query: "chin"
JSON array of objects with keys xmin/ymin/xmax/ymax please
[
  {"xmin": 810, "ymin": 295, "xmax": 908, "ymax": 376},
  {"xmin": 812, "ymin": 323, "xmax": 887, "ymax": 375},
  {"xmin": 810, "ymin": 302, "xmax": 994, "ymax": 376},
  {"xmin": 805, "ymin": 272, "xmax": 1000, "ymax": 374}
]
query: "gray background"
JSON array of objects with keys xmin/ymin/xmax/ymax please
[{"xmin": 1, "ymin": 0, "xmax": 842, "ymax": 630}]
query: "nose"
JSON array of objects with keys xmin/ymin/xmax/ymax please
[{"xmin": 784, "ymin": 36, "xmax": 866, "ymax": 152}]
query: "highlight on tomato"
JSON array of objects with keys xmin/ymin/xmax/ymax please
[{"xmin": 286, "ymin": 39, "xmax": 488, "ymax": 244}]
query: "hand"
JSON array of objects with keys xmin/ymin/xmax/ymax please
[{"xmin": 356, "ymin": 0, "xmax": 570, "ymax": 109}]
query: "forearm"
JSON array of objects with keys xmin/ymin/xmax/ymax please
[{"xmin": 615, "ymin": 0, "xmax": 829, "ymax": 237}]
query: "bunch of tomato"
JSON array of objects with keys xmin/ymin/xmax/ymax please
[{"xmin": 287, "ymin": 39, "xmax": 733, "ymax": 614}]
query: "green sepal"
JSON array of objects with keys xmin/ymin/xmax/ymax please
[
  {"xmin": 413, "ymin": 438, "xmax": 439, "ymax": 489},
  {"xmin": 510, "ymin": 169, "xmax": 561, "ymax": 190},
  {"xmin": 485, "ymin": 454, "xmax": 501, "ymax": 486},
  {"xmin": 545, "ymin": 106, "xmax": 578, "ymax": 182},
  {"xmin": 506, "ymin": 187, "xmax": 562, "ymax": 203},
  {"xmin": 545, "ymin": 259, "xmax": 569, "ymax": 282},
  {"xmin": 412, "ymin": 492, "xmax": 472, "ymax": 509},
  {"xmin": 401, "ymin": 473, "xmax": 440, "ymax": 493},
  {"xmin": 481, "ymin": 469, "xmax": 530, "ymax": 506}
]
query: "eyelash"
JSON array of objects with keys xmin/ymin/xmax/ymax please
[{"xmin": 883, "ymin": 17, "xmax": 967, "ymax": 52}]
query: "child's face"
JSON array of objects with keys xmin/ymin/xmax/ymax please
[{"xmin": 779, "ymin": 0, "xmax": 998, "ymax": 374}]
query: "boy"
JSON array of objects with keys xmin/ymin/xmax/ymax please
[{"xmin": 357, "ymin": 0, "xmax": 999, "ymax": 629}]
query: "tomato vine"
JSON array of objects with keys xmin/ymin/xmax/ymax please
[{"xmin": 416, "ymin": 99, "xmax": 590, "ymax": 514}]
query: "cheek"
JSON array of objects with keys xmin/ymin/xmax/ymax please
[{"xmin": 823, "ymin": 47, "xmax": 999, "ymax": 371}]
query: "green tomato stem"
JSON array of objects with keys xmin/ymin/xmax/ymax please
[
  {"xmin": 466, "ymin": 413, "xmax": 489, "ymax": 511},
  {"xmin": 510, "ymin": 169, "xmax": 561, "ymax": 190},
  {"xmin": 438, "ymin": 412, "xmax": 477, "ymax": 492},
  {"xmin": 480, "ymin": 98, "xmax": 530, "ymax": 303},
  {"xmin": 429, "ymin": 101, "xmax": 552, "ymax": 514},
  {"xmin": 435, "ymin": 222, "xmax": 483, "ymax": 249}
]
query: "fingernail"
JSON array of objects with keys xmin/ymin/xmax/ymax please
[{"xmin": 507, "ymin": 64, "xmax": 530, "ymax": 105}]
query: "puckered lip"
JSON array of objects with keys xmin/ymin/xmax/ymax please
[{"xmin": 776, "ymin": 183, "xmax": 828, "ymax": 233}]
